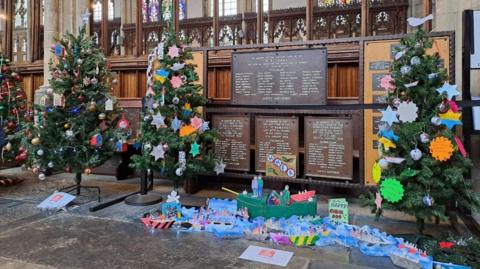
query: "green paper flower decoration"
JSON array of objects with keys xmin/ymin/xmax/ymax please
[{"xmin": 380, "ymin": 178, "xmax": 404, "ymax": 203}]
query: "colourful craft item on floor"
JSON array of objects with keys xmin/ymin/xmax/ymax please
[
  {"xmin": 290, "ymin": 235, "xmax": 319, "ymax": 247},
  {"xmin": 270, "ymin": 233, "xmax": 292, "ymax": 246},
  {"xmin": 141, "ymin": 216, "xmax": 175, "ymax": 229},
  {"xmin": 179, "ymin": 125, "xmax": 196, "ymax": 137},
  {"xmin": 290, "ymin": 190, "xmax": 316, "ymax": 202},
  {"xmin": 379, "ymin": 137, "xmax": 396, "ymax": 150},
  {"xmin": 237, "ymin": 193, "xmax": 317, "ymax": 219}
]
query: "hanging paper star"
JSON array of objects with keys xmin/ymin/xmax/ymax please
[
  {"xmin": 380, "ymin": 75, "xmax": 395, "ymax": 91},
  {"xmin": 190, "ymin": 116, "xmax": 203, "ymax": 130},
  {"xmin": 397, "ymin": 101, "xmax": 418, "ymax": 123},
  {"xmin": 151, "ymin": 112, "xmax": 165, "ymax": 129},
  {"xmin": 381, "ymin": 106, "xmax": 399, "ymax": 126},
  {"xmin": 440, "ymin": 119, "xmax": 462, "ymax": 129},
  {"xmin": 171, "ymin": 63, "xmax": 185, "ymax": 71},
  {"xmin": 168, "ymin": 45, "xmax": 180, "ymax": 58},
  {"xmin": 171, "ymin": 117, "xmax": 182, "ymax": 132},
  {"xmin": 439, "ymin": 109, "xmax": 462, "ymax": 129},
  {"xmin": 214, "ymin": 159, "xmax": 226, "ymax": 175},
  {"xmin": 190, "ymin": 142, "xmax": 200, "ymax": 157},
  {"xmin": 199, "ymin": 121, "xmax": 210, "ymax": 133},
  {"xmin": 171, "ymin": 76, "xmax": 183, "ymax": 88},
  {"xmin": 179, "ymin": 125, "xmax": 196, "ymax": 137},
  {"xmin": 379, "ymin": 137, "xmax": 396, "ymax": 150},
  {"xmin": 436, "ymin": 82, "xmax": 459, "ymax": 100},
  {"xmin": 150, "ymin": 144, "xmax": 165, "ymax": 161},
  {"xmin": 378, "ymin": 129, "xmax": 399, "ymax": 142}
]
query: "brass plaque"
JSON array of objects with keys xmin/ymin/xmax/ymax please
[
  {"xmin": 304, "ymin": 117, "xmax": 353, "ymax": 180},
  {"xmin": 255, "ymin": 116, "xmax": 299, "ymax": 172},
  {"xmin": 231, "ymin": 48, "xmax": 327, "ymax": 106},
  {"xmin": 212, "ymin": 115, "xmax": 251, "ymax": 171}
]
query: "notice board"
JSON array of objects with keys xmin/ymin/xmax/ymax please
[{"xmin": 363, "ymin": 36, "xmax": 451, "ymax": 185}]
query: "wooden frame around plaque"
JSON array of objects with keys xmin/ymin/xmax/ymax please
[
  {"xmin": 212, "ymin": 115, "xmax": 251, "ymax": 172},
  {"xmin": 304, "ymin": 117, "xmax": 353, "ymax": 180},
  {"xmin": 255, "ymin": 116, "xmax": 299, "ymax": 173},
  {"xmin": 231, "ymin": 48, "xmax": 327, "ymax": 106}
]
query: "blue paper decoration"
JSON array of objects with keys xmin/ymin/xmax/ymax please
[
  {"xmin": 436, "ymin": 82, "xmax": 460, "ymax": 101},
  {"xmin": 381, "ymin": 106, "xmax": 399, "ymax": 126},
  {"xmin": 378, "ymin": 129, "xmax": 399, "ymax": 142},
  {"xmin": 156, "ymin": 69, "xmax": 169, "ymax": 78},
  {"xmin": 182, "ymin": 109, "xmax": 192, "ymax": 118},
  {"xmin": 90, "ymin": 133, "xmax": 103, "ymax": 147},
  {"xmin": 54, "ymin": 44, "xmax": 64, "ymax": 57},
  {"xmin": 441, "ymin": 119, "xmax": 462, "ymax": 129}
]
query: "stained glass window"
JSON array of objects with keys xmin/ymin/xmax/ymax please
[
  {"xmin": 143, "ymin": 0, "xmax": 161, "ymax": 23},
  {"xmin": 13, "ymin": 0, "xmax": 27, "ymax": 28},
  {"xmin": 93, "ymin": 0, "xmax": 114, "ymax": 22}
]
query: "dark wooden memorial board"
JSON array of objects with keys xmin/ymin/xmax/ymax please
[
  {"xmin": 231, "ymin": 48, "xmax": 327, "ymax": 105},
  {"xmin": 255, "ymin": 116, "xmax": 299, "ymax": 172},
  {"xmin": 304, "ymin": 117, "xmax": 353, "ymax": 180},
  {"xmin": 212, "ymin": 115, "xmax": 251, "ymax": 171}
]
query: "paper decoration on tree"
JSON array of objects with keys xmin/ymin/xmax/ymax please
[
  {"xmin": 190, "ymin": 141, "xmax": 200, "ymax": 157},
  {"xmin": 90, "ymin": 133, "xmax": 103, "ymax": 147},
  {"xmin": 170, "ymin": 76, "xmax": 183, "ymax": 88},
  {"xmin": 439, "ymin": 109, "xmax": 462, "ymax": 129},
  {"xmin": 151, "ymin": 144, "xmax": 165, "ymax": 161},
  {"xmin": 171, "ymin": 117, "xmax": 182, "ymax": 132},
  {"xmin": 404, "ymin": 81, "xmax": 419, "ymax": 88},
  {"xmin": 179, "ymin": 125, "xmax": 196, "ymax": 137},
  {"xmin": 116, "ymin": 140, "xmax": 128, "ymax": 152},
  {"xmin": 151, "ymin": 112, "xmax": 166, "ymax": 129},
  {"xmin": 407, "ymin": 14, "xmax": 433, "ymax": 27},
  {"xmin": 436, "ymin": 82, "xmax": 459, "ymax": 101},
  {"xmin": 199, "ymin": 121, "xmax": 210, "ymax": 133},
  {"xmin": 379, "ymin": 137, "xmax": 396, "ymax": 150},
  {"xmin": 395, "ymin": 49, "xmax": 406, "ymax": 60},
  {"xmin": 397, "ymin": 101, "xmax": 418, "ymax": 123},
  {"xmin": 429, "ymin": 136, "xmax": 454, "ymax": 162},
  {"xmin": 54, "ymin": 44, "xmax": 64, "ymax": 57},
  {"xmin": 117, "ymin": 114, "xmax": 129, "ymax": 129},
  {"xmin": 105, "ymin": 99, "xmax": 114, "ymax": 111},
  {"xmin": 380, "ymin": 75, "xmax": 395, "ymax": 91},
  {"xmin": 400, "ymin": 168, "xmax": 420, "ymax": 178},
  {"xmin": 53, "ymin": 93, "xmax": 65, "ymax": 107},
  {"xmin": 372, "ymin": 162, "xmax": 382, "ymax": 184},
  {"xmin": 155, "ymin": 69, "xmax": 169, "ymax": 84},
  {"xmin": 378, "ymin": 129, "xmax": 399, "ymax": 142},
  {"xmin": 380, "ymin": 178, "xmax": 404, "ymax": 203},
  {"xmin": 448, "ymin": 100, "xmax": 459, "ymax": 113},
  {"xmin": 171, "ymin": 63, "xmax": 185, "ymax": 71},
  {"xmin": 190, "ymin": 116, "xmax": 203, "ymax": 130},
  {"xmin": 384, "ymin": 157, "xmax": 405, "ymax": 164},
  {"xmin": 183, "ymin": 102, "xmax": 192, "ymax": 117},
  {"xmin": 167, "ymin": 45, "xmax": 180, "ymax": 58},
  {"xmin": 214, "ymin": 159, "xmax": 226, "ymax": 175},
  {"xmin": 381, "ymin": 106, "xmax": 399, "ymax": 126},
  {"xmin": 454, "ymin": 136, "xmax": 467, "ymax": 157}
]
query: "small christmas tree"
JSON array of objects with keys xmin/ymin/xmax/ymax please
[
  {"xmin": 131, "ymin": 30, "xmax": 218, "ymax": 188},
  {"xmin": 0, "ymin": 54, "xmax": 29, "ymax": 164},
  {"xmin": 24, "ymin": 25, "xmax": 127, "ymax": 183},
  {"xmin": 368, "ymin": 26, "xmax": 479, "ymax": 232}
]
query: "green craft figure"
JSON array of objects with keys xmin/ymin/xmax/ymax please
[
  {"xmin": 280, "ymin": 185, "xmax": 290, "ymax": 206},
  {"xmin": 257, "ymin": 175, "xmax": 264, "ymax": 198}
]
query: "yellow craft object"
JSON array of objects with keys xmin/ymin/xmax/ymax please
[
  {"xmin": 378, "ymin": 137, "xmax": 396, "ymax": 150},
  {"xmin": 372, "ymin": 162, "xmax": 382, "ymax": 184},
  {"xmin": 429, "ymin": 136, "xmax": 454, "ymax": 162},
  {"xmin": 439, "ymin": 109, "xmax": 461, "ymax": 121},
  {"xmin": 289, "ymin": 235, "xmax": 319, "ymax": 247},
  {"xmin": 179, "ymin": 125, "xmax": 196, "ymax": 137},
  {"xmin": 184, "ymin": 102, "xmax": 192, "ymax": 111},
  {"xmin": 154, "ymin": 76, "xmax": 166, "ymax": 84}
]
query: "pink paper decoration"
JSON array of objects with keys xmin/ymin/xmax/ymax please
[
  {"xmin": 448, "ymin": 100, "xmax": 459, "ymax": 113},
  {"xmin": 380, "ymin": 75, "xmax": 396, "ymax": 91},
  {"xmin": 170, "ymin": 76, "xmax": 183, "ymax": 88},
  {"xmin": 454, "ymin": 136, "xmax": 467, "ymax": 157},
  {"xmin": 190, "ymin": 116, "xmax": 203, "ymax": 130},
  {"xmin": 168, "ymin": 45, "xmax": 180, "ymax": 58}
]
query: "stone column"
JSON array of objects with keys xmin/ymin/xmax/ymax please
[{"xmin": 34, "ymin": 0, "xmax": 59, "ymax": 105}]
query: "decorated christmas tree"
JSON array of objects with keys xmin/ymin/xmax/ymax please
[
  {"xmin": 0, "ymin": 54, "xmax": 29, "ymax": 164},
  {"xmin": 368, "ymin": 25, "xmax": 479, "ymax": 232},
  {"xmin": 131, "ymin": 30, "xmax": 218, "ymax": 188},
  {"xmin": 24, "ymin": 24, "xmax": 128, "ymax": 183}
]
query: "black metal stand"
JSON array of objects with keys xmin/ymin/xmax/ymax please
[
  {"xmin": 59, "ymin": 173, "xmax": 101, "ymax": 202},
  {"xmin": 124, "ymin": 170, "xmax": 163, "ymax": 206}
]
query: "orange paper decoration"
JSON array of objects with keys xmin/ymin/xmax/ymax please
[
  {"xmin": 179, "ymin": 125, "xmax": 196, "ymax": 137},
  {"xmin": 429, "ymin": 136, "xmax": 454, "ymax": 162}
]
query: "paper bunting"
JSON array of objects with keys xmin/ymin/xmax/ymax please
[
  {"xmin": 171, "ymin": 63, "xmax": 185, "ymax": 71},
  {"xmin": 397, "ymin": 101, "xmax": 418, "ymax": 123},
  {"xmin": 179, "ymin": 125, "xmax": 196, "ymax": 137},
  {"xmin": 190, "ymin": 142, "xmax": 200, "ymax": 157},
  {"xmin": 151, "ymin": 144, "xmax": 165, "ymax": 161},
  {"xmin": 151, "ymin": 112, "xmax": 166, "ymax": 129},
  {"xmin": 168, "ymin": 45, "xmax": 180, "ymax": 58},
  {"xmin": 171, "ymin": 117, "xmax": 182, "ymax": 132},
  {"xmin": 381, "ymin": 106, "xmax": 399, "ymax": 126},
  {"xmin": 429, "ymin": 136, "xmax": 454, "ymax": 162},
  {"xmin": 436, "ymin": 82, "xmax": 459, "ymax": 101},
  {"xmin": 214, "ymin": 159, "xmax": 226, "ymax": 175},
  {"xmin": 454, "ymin": 136, "xmax": 467, "ymax": 157},
  {"xmin": 407, "ymin": 14, "xmax": 433, "ymax": 27},
  {"xmin": 379, "ymin": 137, "xmax": 396, "ymax": 150},
  {"xmin": 439, "ymin": 109, "xmax": 462, "ymax": 129},
  {"xmin": 380, "ymin": 75, "xmax": 395, "ymax": 91},
  {"xmin": 190, "ymin": 116, "xmax": 203, "ymax": 130},
  {"xmin": 380, "ymin": 178, "xmax": 404, "ymax": 203},
  {"xmin": 378, "ymin": 129, "xmax": 399, "ymax": 142},
  {"xmin": 171, "ymin": 76, "xmax": 183, "ymax": 89},
  {"xmin": 372, "ymin": 162, "xmax": 382, "ymax": 184}
]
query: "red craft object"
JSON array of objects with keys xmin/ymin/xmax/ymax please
[
  {"xmin": 141, "ymin": 216, "xmax": 175, "ymax": 229},
  {"xmin": 15, "ymin": 151, "xmax": 27, "ymax": 161},
  {"xmin": 117, "ymin": 114, "xmax": 129, "ymax": 129},
  {"xmin": 290, "ymin": 190, "xmax": 316, "ymax": 203},
  {"xmin": 439, "ymin": 241, "xmax": 455, "ymax": 249}
]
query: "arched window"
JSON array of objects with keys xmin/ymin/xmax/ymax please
[
  {"xmin": 93, "ymin": 0, "xmax": 102, "ymax": 22},
  {"xmin": 210, "ymin": 0, "xmax": 237, "ymax": 17},
  {"xmin": 142, "ymin": 0, "xmax": 161, "ymax": 23}
]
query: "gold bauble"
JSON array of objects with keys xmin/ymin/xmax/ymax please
[
  {"xmin": 88, "ymin": 101, "xmax": 97, "ymax": 112},
  {"xmin": 4, "ymin": 142, "xmax": 12, "ymax": 151},
  {"xmin": 31, "ymin": 137, "xmax": 41, "ymax": 145},
  {"xmin": 64, "ymin": 123, "xmax": 70, "ymax": 129}
]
